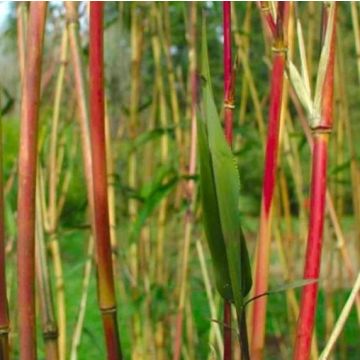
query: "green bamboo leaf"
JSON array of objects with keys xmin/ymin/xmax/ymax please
[
  {"xmin": 129, "ymin": 175, "xmax": 178, "ymax": 243},
  {"xmin": 267, "ymin": 278, "xmax": 318, "ymax": 295},
  {"xmin": 199, "ymin": 21, "xmax": 252, "ymax": 312},
  {"xmin": 243, "ymin": 278, "xmax": 318, "ymax": 309},
  {"xmin": 197, "ymin": 115, "xmax": 233, "ymax": 300}
]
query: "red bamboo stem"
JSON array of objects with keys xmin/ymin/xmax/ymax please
[
  {"xmin": 258, "ymin": 2, "xmax": 276, "ymax": 38},
  {"xmin": 89, "ymin": 3, "xmax": 122, "ymax": 359},
  {"xmin": 250, "ymin": 52, "xmax": 286, "ymax": 360},
  {"xmin": 17, "ymin": 3, "xmax": 47, "ymax": 360},
  {"xmin": 223, "ymin": 2, "xmax": 234, "ymax": 359},
  {"xmin": 294, "ymin": 5, "xmax": 337, "ymax": 359},
  {"xmin": 0, "ymin": 70, "xmax": 9, "ymax": 360},
  {"xmin": 293, "ymin": 135, "xmax": 328, "ymax": 359},
  {"xmin": 250, "ymin": 3, "xmax": 288, "ymax": 359}
]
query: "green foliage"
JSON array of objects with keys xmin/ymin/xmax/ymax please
[
  {"xmin": 129, "ymin": 164, "xmax": 178, "ymax": 242},
  {"xmin": 197, "ymin": 21, "xmax": 252, "ymax": 315}
]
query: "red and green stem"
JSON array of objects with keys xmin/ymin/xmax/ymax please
[
  {"xmin": 223, "ymin": 2, "xmax": 234, "ymax": 359},
  {"xmin": 89, "ymin": 3, "xmax": 122, "ymax": 359},
  {"xmin": 250, "ymin": 3, "xmax": 288, "ymax": 359},
  {"xmin": 17, "ymin": 3, "xmax": 47, "ymax": 359},
  {"xmin": 294, "ymin": 5, "xmax": 336, "ymax": 359}
]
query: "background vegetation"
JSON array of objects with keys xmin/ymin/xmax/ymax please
[{"xmin": 0, "ymin": 2, "xmax": 358, "ymax": 359}]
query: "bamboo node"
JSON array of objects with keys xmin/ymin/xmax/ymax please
[
  {"xmin": 310, "ymin": 127, "xmax": 332, "ymax": 135},
  {"xmin": 43, "ymin": 329, "xmax": 58, "ymax": 340},
  {"xmin": 224, "ymin": 102, "xmax": 235, "ymax": 110},
  {"xmin": 271, "ymin": 46, "xmax": 287, "ymax": 54},
  {"xmin": 101, "ymin": 306, "xmax": 117, "ymax": 315},
  {"xmin": 0, "ymin": 327, "xmax": 9, "ymax": 335},
  {"xmin": 260, "ymin": 4, "xmax": 270, "ymax": 12}
]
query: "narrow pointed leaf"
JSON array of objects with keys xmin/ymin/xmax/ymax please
[
  {"xmin": 200, "ymin": 22, "xmax": 252, "ymax": 313},
  {"xmin": 197, "ymin": 116, "xmax": 233, "ymax": 300}
]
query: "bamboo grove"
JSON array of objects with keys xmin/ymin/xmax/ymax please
[{"xmin": 0, "ymin": 1, "xmax": 358, "ymax": 359}]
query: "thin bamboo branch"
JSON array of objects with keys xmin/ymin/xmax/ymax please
[
  {"xmin": 196, "ymin": 239, "xmax": 224, "ymax": 356},
  {"xmin": 70, "ymin": 237, "xmax": 94, "ymax": 360},
  {"xmin": 45, "ymin": 27, "xmax": 68, "ymax": 360},
  {"xmin": 319, "ymin": 272, "xmax": 360, "ymax": 360},
  {"xmin": 35, "ymin": 174, "xmax": 59, "ymax": 360}
]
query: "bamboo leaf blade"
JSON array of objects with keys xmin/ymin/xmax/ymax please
[
  {"xmin": 200, "ymin": 21, "xmax": 252, "ymax": 313},
  {"xmin": 197, "ymin": 115, "xmax": 233, "ymax": 301}
]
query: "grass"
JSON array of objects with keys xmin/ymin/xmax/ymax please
[{"xmin": 11, "ymin": 224, "xmax": 354, "ymax": 359}]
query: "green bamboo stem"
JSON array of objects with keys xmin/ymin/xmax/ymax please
[
  {"xmin": 128, "ymin": 2, "xmax": 144, "ymax": 226},
  {"xmin": 104, "ymin": 103, "xmax": 117, "ymax": 259},
  {"xmin": 70, "ymin": 236, "xmax": 94, "ymax": 360},
  {"xmin": 17, "ymin": 3, "xmax": 47, "ymax": 359},
  {"xmin": 65, "ymin": 2, "xmax": 94, "ymax": 216},
  {"xmin": 56, "ymin": 134, "xmax": 78, "ymax": 219},
  {"xmin": 196, "ymin": 238, "xmax": 224, "ymax": 357},
  {"xmin": 35, "ymin": 174, "xmax": 59, "ymax": 360},
  {"xmin": 158, "ymin": 2, "xmax": 182, "ymax": 164},
  {"xmin": 319, "ymin": 272, "xmax": 360, "ymax": 359},
  {"xmin": 152, "ymin": 8, "xmax": 170, "ymax": 356},
  {"xmin": 173, "ymin": 3, "xmax": 197, "ymax": 359},
  {"xmin": 45, "ymin": 27, "xmax": 69, "ymax": 360},
  {"xmin": 127, "ymin": 9, "xmax": 144, "ymax": 354}
]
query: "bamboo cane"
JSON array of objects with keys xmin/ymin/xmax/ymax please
[
  {"xmin": 35, "ymin": 174, "xmax": 59, "ymax": 360},
  {"xmin": 17, "ymin": 3, "xmax": 47, "ymax": 359},
  {"xmin": 250, "ymin": 4, "xmax": 289, "ymax": 359},
  {"xmin": 294, "ymin": 5, "xmax": 337, "ymax": 359},
  {"xmin": 89, "ymin": 3, "xmax": 123, "ymax": 359},
  {"xmin": 172, "ymin": 3, "xmax": 198, "ymax": 360},
  {"xmin": 0, "ymin": 63, "xmax": 9, "ymax": 360},
  {"xmin": 45, "ymin": 28, "xmax": 68, "ymax": 360},
  {"xmin": 222, "ymin": 4, "xmax": 234, "ymax": 358}
]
